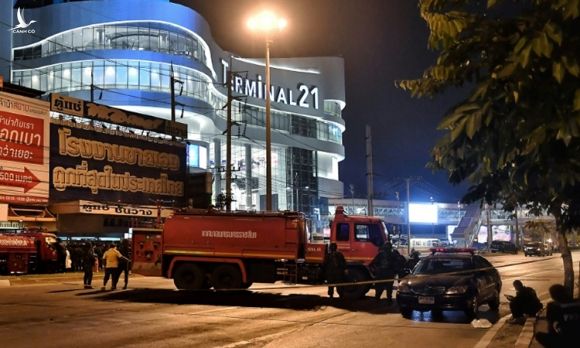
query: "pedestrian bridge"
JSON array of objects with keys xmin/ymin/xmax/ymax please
[{"xmin": 328, "ymin": 198, "xmax": 554, "ymax": 246}]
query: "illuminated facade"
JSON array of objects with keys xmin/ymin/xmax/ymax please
[{"xmin": 4, "ymin": 0, "xmax": 346, "ymax": 222}]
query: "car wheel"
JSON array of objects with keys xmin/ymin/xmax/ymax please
[
  {"xmin": 400, "ymin": 307, "xmax": 413, "ymax": 318},
  {"xmin": 465, "ymin": 294, "xmax": 479, "ymax": 319},
  {"xmin": 489, "ymin": 291, "xmax": 500, "ymax": 311}
]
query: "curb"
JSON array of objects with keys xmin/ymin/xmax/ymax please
[{"xmin": 515, "ymin": 316, "xmax": 536, "ymax": 347}]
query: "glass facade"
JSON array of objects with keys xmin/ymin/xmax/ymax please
[
  {"xmin": 13, "ymin": 60, "xmax": 212, "ymax": 99},
  {"xmin": 14, "ymin": 61, "xmax": 341, "ymax": 144},
  {"xmin": 14, "ymin": 22, "xmax": 209, "ymax": 68}
]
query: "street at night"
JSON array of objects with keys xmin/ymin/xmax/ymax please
[{"xmin": 1, "ymin": 252, "xmax": 576, "ymax": 348}]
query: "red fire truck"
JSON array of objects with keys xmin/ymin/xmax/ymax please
[
  {"xmin": 0, "ymin": 229, "xmax": 62, "ymax": 274},
  {"xmin": 132, "ymin": 206, "xmax": 389, "ymax": 298}
]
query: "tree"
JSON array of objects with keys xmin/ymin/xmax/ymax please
[{"xmin": 398, "ymin": 0, "xmax": 580, "ymax": 297}]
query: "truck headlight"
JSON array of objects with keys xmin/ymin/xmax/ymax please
[{"xmin": 446, "ymin": 285, "xmax": 468, "ymax": 294}]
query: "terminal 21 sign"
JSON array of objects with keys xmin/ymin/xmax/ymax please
[{"xmin": 49, "ymin": 119, "xmax": 186, "ymax": 205}]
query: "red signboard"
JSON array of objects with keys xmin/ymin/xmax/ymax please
[
  {"xmin": 0, "ymin": 110, "xmax": 44, "ymax": 165},
  {"xmin": 0, "ymin": 92, "xmax": 49, "ymax": 205}
]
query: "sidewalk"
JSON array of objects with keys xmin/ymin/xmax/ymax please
[{"xmin": 1, "ymin": 271, "xmax": 104, "ymax": 287}]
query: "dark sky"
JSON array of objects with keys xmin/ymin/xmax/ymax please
[{"xmin": 178, "ymin": 0, "xmax": 468, "ymax": 203}]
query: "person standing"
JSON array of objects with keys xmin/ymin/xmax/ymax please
[
  {"xmin": 65, "ymin": 247, "xmax": 72, "ymax": 272},
  {"xmin": 371, "ymin": 242, "xmax": 398, "ymax": 303},
  {"xmin": 82, "ymin": 243, "xmax": 96, "ymax": 289},
  {"xmin": 118, "ymin": 239, "xmax": 131, "ymax": 290},
  {"xmin": 506, "ymin": 279, "xmax": 543, "ymax": 323},
  {"xmin": 101, "ymin": 244, "xmax": 123, "ymax": 290},
  {"xmin": 323, "ymin": 243, "xmax": 347, "ymax": 298}
]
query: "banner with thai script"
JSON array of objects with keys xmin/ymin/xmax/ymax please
[
  {"xmin": 50, "ymin": 93, "xmax": 188, "ymax": 138},
  {"xmin": 51, "ymin": 200, "xmax": 174, "ymax": 218},
  {"xmin": 0, "ymin": 92, "xmax": 49, "ymax": 204},
  {"xmin": 49, "ymin": 121, "xmax": 186, "ymax": 205}
]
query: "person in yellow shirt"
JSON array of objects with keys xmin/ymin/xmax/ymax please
[{"xmin": 101, "ymin": 244, "xmax": 124, "ymax": 290}]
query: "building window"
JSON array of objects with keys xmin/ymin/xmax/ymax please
[{"xmin": 12, "ymin": 21, "xmax": 211, "ymax": 71}]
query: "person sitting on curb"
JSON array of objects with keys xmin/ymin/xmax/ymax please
[
  {"xmin": 506, "ymin": 279, "xmax": 543, "ymax": 324},
  {"xmin": 535, "ymin": 284, "xmax": 579, "ymax": 347}
]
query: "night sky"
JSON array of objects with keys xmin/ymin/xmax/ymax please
[{"xmin": 177, "ymin": 0, "xmax": 469, "ymax": 203}]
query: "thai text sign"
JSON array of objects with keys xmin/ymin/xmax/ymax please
[
  {"xmin": 0, "ymin": 92, "xmax": 49, "ymax": 204},
  {"xmin": 52, "ymin": 200, "xmax": 174, "ymax": 218},
  {"xmin": 50, "ymin": 94, "xmax": 188, "ymax": 138},
  {"xmin": 50, "ymin": 121, "xmax": 186, "ymax": 204}
]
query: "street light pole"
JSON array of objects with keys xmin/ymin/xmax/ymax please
[
  {"xmin": 265, "ymin": 38, "xmax": 272, "ymax": 211},
  {"xmin": 248, "ymin": 10, "xmax": 286, "ymax": 212}
]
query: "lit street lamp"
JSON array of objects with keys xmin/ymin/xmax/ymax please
[{"xmin": 248, "ymin": 10, "xmax": 287, "ymax": 211}]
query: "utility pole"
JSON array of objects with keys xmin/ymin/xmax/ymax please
[
  {"xmin": 406, "ymin": 178, "xmax": 411, "ymax": 255},
  {"xmin": 366, "ymin": 125, "xmax": 374, "ymax": 216},
  {"xmin": 170, "ymin": 64, "xmax": 183, "ymax": 141},
  {"xmin": 486, "ymin": 203, "xmax": 492, "ymax": 251},
  {"xmin": 225, "ymin": 67, "xmax": 233, "ymax": 211},
  {"xmin": 90, "ymin": 71, "xmax": 94, "ymax": 102}
]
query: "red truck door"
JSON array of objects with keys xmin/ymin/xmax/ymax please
[
  {"xmin": 334, "ymin": 221, "xmax": 384, "ymax": 265},
  {"xmin": 132, "ymin": 228, "xmax": 163, "ymax": 276}
]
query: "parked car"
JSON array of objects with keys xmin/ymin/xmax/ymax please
[
  {"xmin": 524, "ymin": 242, "xmax": 552, "ymax": 256},
  {"xmin": 396, "ymin": 248, "xmax": 502, "ymax": 319},
  {"xmin": 490, "ymin": 240, "xmax": 518, "ymax": 254}
]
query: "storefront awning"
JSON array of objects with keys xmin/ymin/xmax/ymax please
[{"xmin": 7, "ymin": 206, "xmax": 56, "ymax": 222}]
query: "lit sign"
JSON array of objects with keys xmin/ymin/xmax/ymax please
[
  {"xmin": 409, "ymin": 203, "xmax": 438, "ymax": 224},
  {"xmin": 221, "ymin": 60, "xmax": 319, "ymax": 110}
]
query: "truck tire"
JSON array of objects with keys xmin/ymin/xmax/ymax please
[
  {"xmin": 211, "ymin": 264, "xmax": 242, "ymax": 290},
  {"xmin": 337, "ymin": 268, "xmax": 370, "ymax": 300},
  {"xmin": 174, "ymin": 264, "xmax": 205, "ymax": 290}
]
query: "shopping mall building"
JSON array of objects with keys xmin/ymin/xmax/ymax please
[{"xmin": 0, "ymin": 0, "xmax": 346, "ymax": 236}]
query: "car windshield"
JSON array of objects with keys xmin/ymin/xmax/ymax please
[{"xmin": 413, "ymin": 257, "xmax": 474, "ymax": 275}]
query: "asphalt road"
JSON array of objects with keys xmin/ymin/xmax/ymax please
[{"xmin": 0, "ymin": 251, "xmax": 577, "ymax": 348}]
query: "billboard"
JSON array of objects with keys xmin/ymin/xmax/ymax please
[
  {"xmin": 49, "ymin": 120, "xmax": 186, "ymax": 205},
  {"xmin": 409, "ymin": 203, "xmax": 438, "ymax": 224},
  {"xmin": 50, "ymin": 93, "xmax": 188, "ymax": 138},
  {"xmin": 0, "ymin": 92, "xmax": 50, "ymax": 204}
]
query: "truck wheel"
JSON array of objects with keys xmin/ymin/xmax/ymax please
[
  {"xmin": 174, "ymin": 264, "xmax": 205, "ymax": 290},
  {"xmin": 337, "ymin": 268, "xmax": 370, "ymax": 300},
  {"xmin": 211, "ymin": 264, "xmax": 242, "ymax": 290},
  {"xmin": 240, "ymin": 282, "xmax": 253, "ymax": 289}
]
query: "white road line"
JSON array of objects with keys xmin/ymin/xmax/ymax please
[
  {"xmin": 188, "ymin": 306, "xmax": 239, "ymax": 315},
  {"xmin": 217, "ymin": 328, "xmax": 297, "ymax": 348},
  {"xmin": 515, "ymin": 317, "xmax": 536, "ymax": 348},
  {"xmin": 473, "ymin": 315, "xmax": 510, "ymax": 348}
]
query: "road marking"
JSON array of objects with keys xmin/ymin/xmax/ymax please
[
  {"xmin": 217, "ymin": 328, "xmax": 297, "ymax": 348},
  {"xmin": 473, "ymin": 315, "xmax": 509, "ymax": 348},
  {"xmin": 188, "ymin": 306, "xmax": 239, "ymax": 315},
  {"xmin": 0, "ymin": 280, "xmax": 11, "ymax": 287},
  {"xmin": 515, "ymin": 317, "xmax": 535, "ymax": 347}
]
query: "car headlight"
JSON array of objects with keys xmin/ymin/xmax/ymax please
[
  {"xmin": 446, "ymin": 285, "xmax": 469, "ymax": 294},
  {"xmin": 397, "ymin": 282, "xmax": 411, "ymax": 293}
]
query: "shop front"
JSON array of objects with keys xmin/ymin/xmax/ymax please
[{"xmin": 48, "ymin": 94, "xmax": 188, "ymax": 239}]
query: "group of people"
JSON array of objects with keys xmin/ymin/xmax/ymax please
[
  {"xmin": 507, "ymin": 279, "xmax": 580, "ymax": 346},
  {"xmin": 81, "ymin": 239, "xmax": 131, "ymax": 290},
  {"xmin": 323, "ymin": 240, "xmax": 406, "ymax": 303}
]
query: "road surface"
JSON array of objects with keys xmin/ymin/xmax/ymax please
[{"xmin": 0, "ymin": 251, "xmax": 577, "ymax": 348}]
